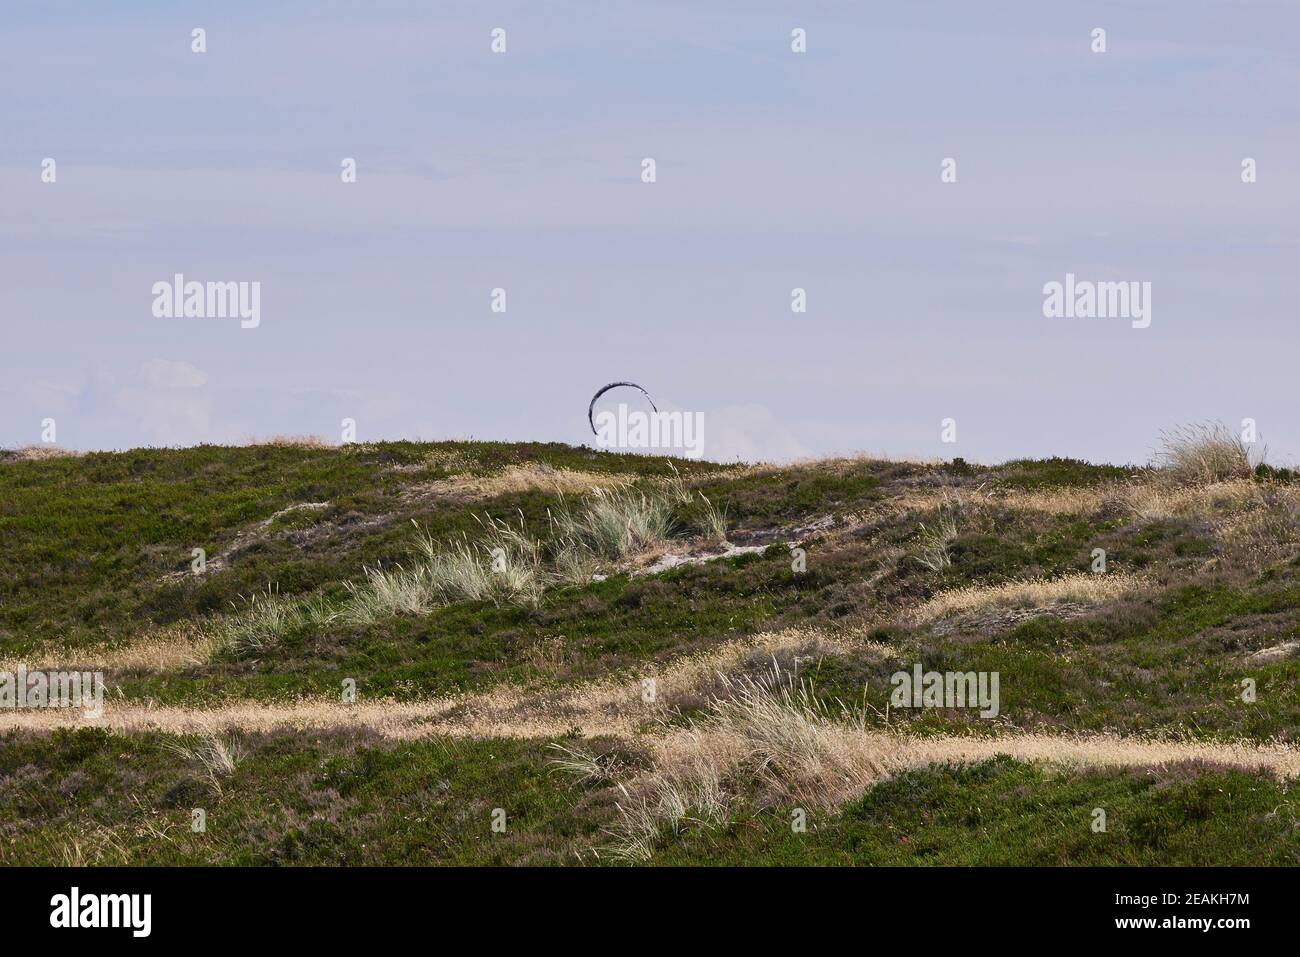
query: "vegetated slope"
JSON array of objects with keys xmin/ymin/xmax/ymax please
[{"xmin": 2, "ymin": 434, "xmax": 1300, "ymax": 866}]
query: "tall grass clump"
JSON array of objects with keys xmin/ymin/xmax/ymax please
[
  {"xmin": 550, "ymin": 487, "xmax": 676, "ymax": 559},
  {"xmin": 422, "ymin": 513, "xmax": 545, "ymax": 606},
  {"xmin": 662, "ymin": 464, "xmax": 697, "ymax": 507},
  {"xmin": 594, "ymin": 665, "xmax": 897, "ymax": 861},
  {"xmin": 161, "ymin": 727, "xmax": 243, "ymax": 794},
  {"xmin": 550, "ymin": 470, "xmax": 726, "ymax": 565},
  {"xmin": 344, "ymin": 514, "xmax": 545, "ymax": 623},
  {"xmin": 341, "ymin": 563, "xmax": 434, "ymax": 623},
  {"xmin": 546, "ymin": 743, "xmax": 631, "ymax": 787},
  {"xmin": 602, "ymin": 760, "xmax": 731, "ymax": 864},
  {"xmin": 686, "ymin": 491, "xmax": 728, "ymax": 545},
  {"xmin": 912, "ymin": 507, "xmax": 958, "ymax": 571},
  {"xmin": 1156, "ymin": 421, "xmax": 1258, "ymax": 485},
  {"xmin": 212, "ymin": 586, "xmax": 330, "ymax": 657},
  {"xmin": 549, "ymin": 532, "xmax": 601, "ymax": 587},
  {"xmin": 707, "ymin": 667, "xmax": 890, "ymax": 809}
]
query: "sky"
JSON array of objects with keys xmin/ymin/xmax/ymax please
[{"xmin": 3, "ymin": 0, "xmax": 1299, "ymax": 465}]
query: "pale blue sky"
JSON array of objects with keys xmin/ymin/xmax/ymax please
[{"xmin": 3, "ymin": 1, "xmax": 1299, "ymax": 463}]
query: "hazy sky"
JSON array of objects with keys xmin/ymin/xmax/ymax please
[{"xmin": 3, "ymin": 1, "xmax": 1299, "ymax": 464}]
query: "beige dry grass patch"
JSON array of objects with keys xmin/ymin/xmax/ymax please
[
  {"xmin": 1, "ymin": 445, "xmax": 84, "ymax": 462},
  {"xmin": 410, "ymin": 462, "xmax": 631, "ymax": 503},
  {"xmin": 863, "ymin": 476, "xmax": 1273, "ymax": 532},
  {"xmin": 1211, "ymin": 486, "xmax": 1300, "ymax": 567},
  {"xmin": 0, "ymin": 624, "xmax": 216, "ymax": 675},
  {"xmin": 909, "ymin": 571, "xmax": 1150, "ymax": 625},
  {"xmin": 1099, "ymin": 479, "xmax": 1300, "ymax": 570},
  {"xmin": 0, "ymin": 627, "xmax": 888, "ymax": 739},
  {"xmin": 635, "ymin": 725, "xmax": 1300, "ymax": 819},
  {"xmin": 786, "ymin": 453, "xmax": 945, "ymax": 472},
  {"xmin": 885, "ymin": 476, "xmax": 1280, "ymax": 526},
  {"xmin": 1115, "ymin": 479, "xmax": 1260, "ymax": 522},
  {"xmin": 1246, "ymin": 640, "xmax": 1300, "ymax": 664},
  {"xmin": 891, "ymin": 484, "xmax": 1107, "ymax": 518},
  {"xmin": 59, "ymin": 824, "xmax": 132, "ymax": 867},
  {"xmin": 243, "ymin": 434, "xmax": 334, "ymax": 448},
  {"xmin": 904, "ymin": 732, "xmax": 1300, "ymax": 778}
]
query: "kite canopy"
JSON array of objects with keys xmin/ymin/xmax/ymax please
[{"xmin": 587, "ymin": 382, "xmax": 658, "ymax": 435}]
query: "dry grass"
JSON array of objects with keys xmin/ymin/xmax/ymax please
[
  {"xmin": 706, "ymin": 668, "xmax": 896, "ymax": 809},
  {"xmin": 0, "ymin": 624, "xmax": 216, "ymax": 675},
  {"xmin": 909, "ymin": 571, "xmax": 1149, "ymax": 625},
  {"xmin": 904, "ymin": 732, "xmax": 1300, "ymax": 778},
  {"xmin": 692, "ymin": 492, "xmax": 729, "ymax": 545},
  {"xmin": 640, "ymin": 627, "xmax": 884, "ymax": 715},
  {"xmin": 547, "ymin": 742, "xmax": 633, "ymax": 786},
  {"xmin": 524, "ymin": 635, "xmax": 570, "ymax": 674},
  {"xmin": 893, "ymin": 486, "xmax": 1095, "ymax": 519},
  {"xmin": 585, "ymin": 664, "xmax": 903, "ymax": 861},
  {"xmin": 546, "ymin": 468, "xmax": 727, "ymax": 567},
  {"xmin": 974, "ymin": 484, "xmax": 1107, "ymax": 516},
  {"xmin": 775, "ymin": 453, "xmax": 946, "ymax": 473},
  {"xmin": 911, "ymin": 507, "xmax": 959, "ymax": 571},
  {"xmin": 550, "ymin": 534, "xmax": 602, "ymax": 586},
  {"xmin": 408, "ymin": 444, "xmax": 479, "ymax": 474},
  {"xmin": 1114, "ymin": 478, "xmax": 1260, "ymax": 522},
  {"xmin": 347, "ymin": 477, "xmax": 728, "ymax": 624},
  {"xmin": 601, "ymin": 740, "xmax": 735, "ymax": 862},
  {"xmin": 417, "ymin": 514, "xmax": 545, "ymax": 606},
  {"xmin": 1104, "ymin": 478, "xmax": 1300, "ymax": 570},
  {"xmin": 1211, "ymin": 485, "xmax": 1300, "ymax": 568},
  {"xmin": 160, "ymin": 727, "xmax": 243, "ymax": 794},
  {"xmin": 210, "ymin": 478, "xmax": 728, "ymax": 638},
  {"xmin": 58, "ymin": 805, "xmax": 188, "ymax": 865},
  {"xmin": 1, "ymin": 444, "xmax": 84, "ymax": 462},
  {"xmin": 1247, "ymin": 640, "xmax": 1300, "ymax": 664},
  {"xmin": 415, "ymin": 463, "xmax": 630, "ymax": 502},
  {"xmin": 888, "ymin": 478, "xmax": 1250, "ymax": 524},
  {"xmin": 244, "ymin": 434, "xmax": 334, "ymax": 448},
  {"xmin": 342, "ymin": 563, "xmax": 435, "ymax": 621},
  {"xmin": 1155, "ymin": 422, "xmax": 1258, "ymax": 484},
  {"xmin": 59, "ymin": 825, "xmax": 129, "ymax": 867}
]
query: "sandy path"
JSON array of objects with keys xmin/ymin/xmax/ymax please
[
  {"xmin": 0, "ymin": 695, "xmax": 632, "ymax": 740},
  {"xmin": 5, "ymin": 695, "xmax": 1300, "ymax": 778}
]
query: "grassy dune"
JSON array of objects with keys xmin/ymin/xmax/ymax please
[{"xmin": 3, "ymin": 434, "xmax": 1300, "ymax": 865}]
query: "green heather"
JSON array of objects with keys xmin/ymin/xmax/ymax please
[{"xmin": 3, "ymin": 435, "xmax": 1298, "ymax": 865}]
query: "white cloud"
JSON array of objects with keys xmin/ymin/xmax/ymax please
[
  {"xmin": 701, "ymin": 403, "xmax": 813, "ymax": 463},
  {"xmin": 14, "ymin": 377, "xmax": 81, "ymax": 414},
  {"xmin": 138, "ymin": 359, "xmax": 208, "ymax": 390},
  {"xmin": 107, "ymin": 360, "xmax": 217, "ymax": 446}
]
